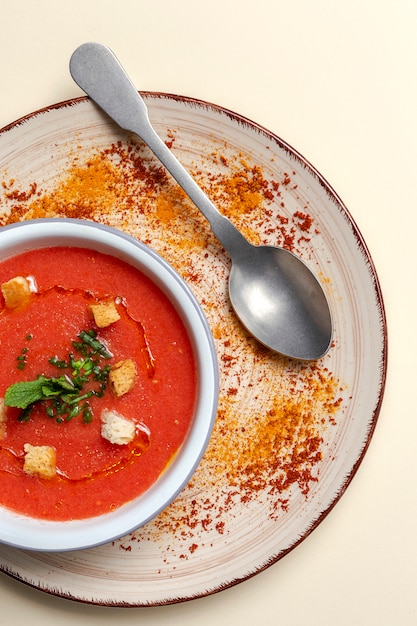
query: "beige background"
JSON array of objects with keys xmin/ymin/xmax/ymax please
[{"xmin": 0, "ymin": 0, "xmax": 415, "ymax": 623}]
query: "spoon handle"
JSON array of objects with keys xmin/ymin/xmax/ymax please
[{"xmin": 70, "ymin": 42, "xmax": 249, "ymax": 257}]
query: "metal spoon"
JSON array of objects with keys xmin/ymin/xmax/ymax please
[{"xmin": 70, "ymin": 42, "xmax": 332, "ymax": 360}]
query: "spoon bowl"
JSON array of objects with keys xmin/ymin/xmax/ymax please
[
  {"xmin": 70, "ymin": 42, "xmax": 332, "ymax": 360},
  {"xmin": 229, "ymin": 245, "xmax": 331, "ymax": 359}
]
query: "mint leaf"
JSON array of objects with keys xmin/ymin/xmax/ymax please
[{"xmin": 4, "ymin": 376, "xmax": 50, "ymax": 409}]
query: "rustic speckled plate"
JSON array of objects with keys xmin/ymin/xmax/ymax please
[{"xmin": 0, "ymin": 94, "xmax": 387, "ymax": 606}]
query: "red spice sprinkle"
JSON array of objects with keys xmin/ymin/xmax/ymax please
[
  {"xmin": 0, "ymin": 135, "xmax": 342, "ymax": 558},
  {"xmin": 4, "ymin": 181, "xmax": 37, "ymax": 202},
  {"xmin": 294, "ymin": 210, "xmax": 314, "ymax": 232}
]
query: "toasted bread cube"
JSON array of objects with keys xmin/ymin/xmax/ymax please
[
  {"xmin": 23, "ymin": 443, "xmax": 56, "ymax": 479},
  {"xmin": 0, "ymin": 398, "xmax": 6, "ymax": 440},
  {"xmin": 90, "ymin": 300, "xmax": 121, "ymax": 328},
  {"xmin": 101, "ymin": 409, "xmax": 135, "ymax": 445},
  {"xmin": 109, "ymin": 359, "xmax": 136, "ymax": 397},
  {"xmin": 1, "ymin": 275, "xmax": 32, "ymax": 309}
]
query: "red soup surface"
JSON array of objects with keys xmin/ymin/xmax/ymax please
[{"xmin": 0, "ymin": 246, "xmax": 197, "ymax": 521}]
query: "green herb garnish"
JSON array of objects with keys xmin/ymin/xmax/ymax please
[
  {"xmin": 16, "ymin": 335, "xmax": 32, "ymax": 370},
  {"xmin": 5, "ymin": 330, "xmax": 112, "ymax": 424}
]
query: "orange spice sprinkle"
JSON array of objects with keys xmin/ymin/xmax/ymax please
[{"xmin": 0, "ymin": 137, "xmax": 341, "ymax": 555}]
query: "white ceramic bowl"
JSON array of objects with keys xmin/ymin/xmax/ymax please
[{"xmin": 0, "ymin": 218, "xmax": 218, "ymax": 551}]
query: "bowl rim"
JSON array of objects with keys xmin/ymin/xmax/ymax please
[{"xmin": 0, "ymin": 218, "xmax": 219, "ymax": 551}]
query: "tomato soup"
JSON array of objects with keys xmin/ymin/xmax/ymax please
[{"xmin": 0, "ymin": 246, "xmax": 196, "ymax": 521}]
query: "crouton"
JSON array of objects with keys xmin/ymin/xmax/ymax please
[
  {"xmin": 1, "ymin": 275, "xmax": 32, "ymax": 309},
  {"xmin": 0, "ymin": 398, "xmax": 6, "ymax": 440},
  {"xmin": 100, "ymin": 409, "xmax": 135, "ymax": 445},
  {"xmin": 90, "ymin": 300, "xmax": 120, "ymax": 328},
  {"xmin": 109, "ymin": 358, "xmax": 136, "ymax": 397},
  {"xmin": 23, "ymin": 443, "xmax": 56, "ymax": 479}
]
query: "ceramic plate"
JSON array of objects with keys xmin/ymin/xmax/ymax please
[{"xmin": 0, "ymin": 94, "xmax": 386, "ymax": 606}]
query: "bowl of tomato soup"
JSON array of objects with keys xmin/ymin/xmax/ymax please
[{"xmin": 0, "ymin": 218, "xmax": 218, "ymax": 551}]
